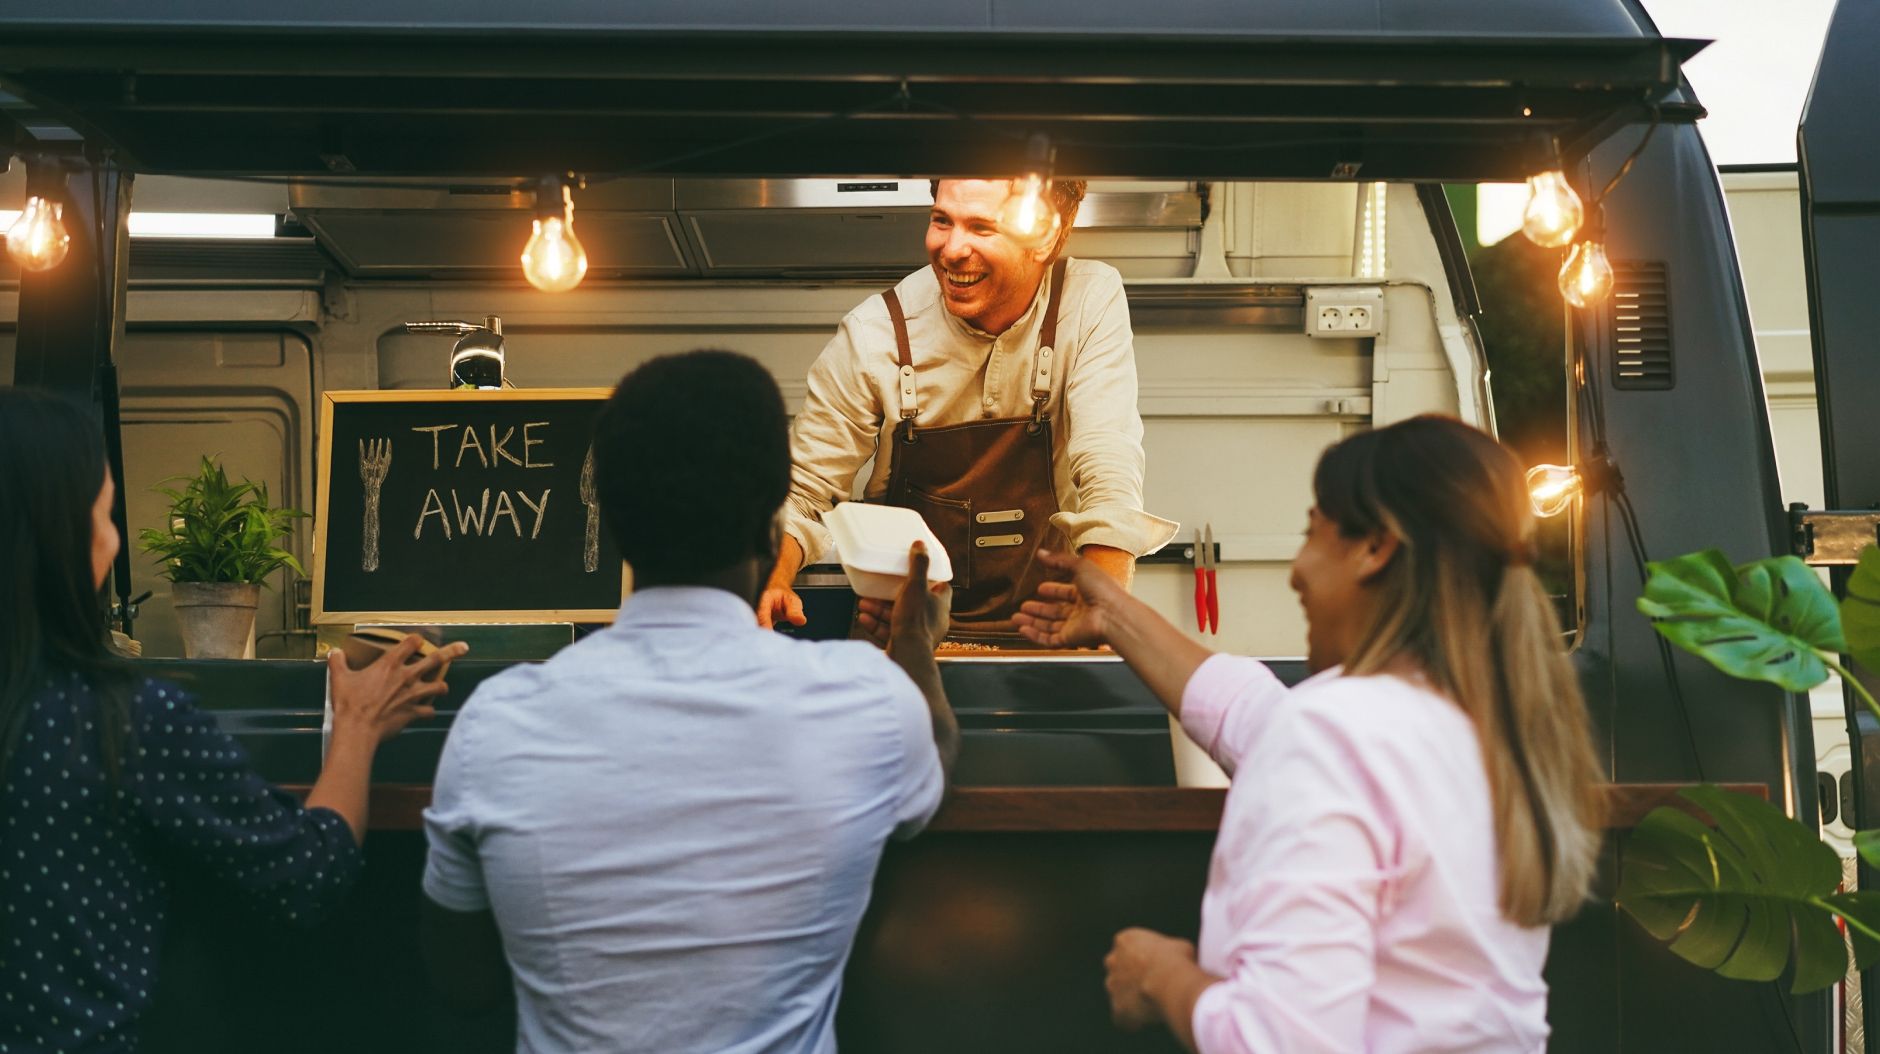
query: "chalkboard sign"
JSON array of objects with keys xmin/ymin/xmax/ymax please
[{"xmin": 312, "ymin": 389, "xmax": 627, "ymax": 624}]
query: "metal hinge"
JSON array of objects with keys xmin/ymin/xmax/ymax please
[{"xmin": 1789, "ymin": 504, "xmax": 1880, "ymax": 566}]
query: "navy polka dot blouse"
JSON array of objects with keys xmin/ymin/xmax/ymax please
[{"xmin": 0, "ymin": 672, "xmax": 363, "ymax": 1052}]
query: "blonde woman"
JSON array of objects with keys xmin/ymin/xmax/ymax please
[{"xmin": 1014, "ymin": 415, "xmax": 1604, "ymax": 1053}]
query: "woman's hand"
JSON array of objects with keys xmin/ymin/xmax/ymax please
[
  {"xmin": 1013, "ymin": 549, "xmax": 1131, "ymax": 648},
  {"xmin": 313, "ymin": 634, "xmax": 468, "ymax": 843},
  {"xmin": 1104, "ymin": 928, "xmax": 1197, "ymax": 1031},
  {"xmin": 326, "ymin": 635, "xmax": 466, "ymax": 747}
]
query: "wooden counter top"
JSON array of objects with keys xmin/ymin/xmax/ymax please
[{"xmin": 285, "ymin": 782, "xmax": 1766, "ymax": 833}]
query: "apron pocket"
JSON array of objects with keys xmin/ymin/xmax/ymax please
[{"xmin": 905, "ymin": 485, "xmax": 972, "ymax": 590}]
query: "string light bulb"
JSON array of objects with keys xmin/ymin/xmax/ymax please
[
  {"xmin": 1526, "ymin": 450, "xmax": 1619, "ymax": 518},
  {"xmin": 7, "ymin": 158, "xmax": 71, "ymax": 272},
  {"xmin": 998, "ymin": 134, "xmax": 1061, "ymax": 251},
  {"xmin": 6, "ymin": 195, "xmax": 70, "ymax": 272},
  {"xmin": 1525, "ymin": 464, "xmax": 1582, "ymax": 518},
  {"xmin": 1557, "ymin": 239, "xmax": 1614, "ymax": 308},
  {"xmin": 520, "ymin": 176, "xmax": 588, "ymax": 293},
  {"xmin": 1521, "ymin": 169, "xmax": 1584, "ymax": 248}
]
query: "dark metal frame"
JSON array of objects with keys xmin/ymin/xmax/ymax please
[
  {"xmin": 1801, "ymin": 2, "xmax": 1880, "ymax": 1048},
  {"xmin": 0, "ymin": 30, "xmax": 1698, "ymax": 179}
]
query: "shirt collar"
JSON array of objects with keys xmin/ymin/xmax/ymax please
[{"xmin": 609, "ymin": 586, "xmax": 758, "ymax": 631}]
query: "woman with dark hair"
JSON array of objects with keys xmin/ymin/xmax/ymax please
[
  {"xmin": 0, "ymin": 386, "xmax": 466, "ymax": 1051},
  {"xmin": 1015, "ymin": 415, "xmax": 1604, "ymax": 1053}
]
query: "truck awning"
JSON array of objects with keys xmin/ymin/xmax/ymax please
[{"xmin": 0, "ymin": 27, "xmax": 1704, "ymax": 180}]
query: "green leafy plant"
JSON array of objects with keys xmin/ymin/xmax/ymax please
[
  {"xmin": 1618, "ymin": 786, "xmax": 1880, "ymax": 991},
  {"xmin": 137, "ymin": 456, "xmax": 307, "ymax": 585},
  {"xmin": 1843, "ymin": 547, "xmax": 1880, "ymax": 689},
  {"xmin": 1619, "ymin": 548, "xmax": 1880, "ymax": 992}
]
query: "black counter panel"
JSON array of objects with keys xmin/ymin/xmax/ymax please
[{"xmin": 136, "ymin": 655, "xmax": 1309, "ymax": 788}]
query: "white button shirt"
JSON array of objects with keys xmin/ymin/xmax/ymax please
[
  {"xmin": 423, "ymin": 587, "xmax": 945, "ymax": 1054},
  {"xmin": 782, "ymin": 258, "xmax": 1178, "ymax": 567}
]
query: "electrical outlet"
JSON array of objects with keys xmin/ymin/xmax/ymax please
[{"xmin": 1304, "ymin": 287, "xmax": 1385, "ymax": 339}]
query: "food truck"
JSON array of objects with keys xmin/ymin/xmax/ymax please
[{"xmin": 3, "ymin": 0, "xmax": 1877, "ymax": 1050}]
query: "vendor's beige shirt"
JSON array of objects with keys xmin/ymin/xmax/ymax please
[{"xmin": 783, "ymin": 257, "xmax": 1178, "ymax": 567}]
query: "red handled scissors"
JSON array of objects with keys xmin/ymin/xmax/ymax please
[{"xmin": 1193, "ymin": 525, "xmax": 1219, "ymax": 635}]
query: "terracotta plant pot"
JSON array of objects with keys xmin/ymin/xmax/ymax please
[{"xmin": 170, "ymin": 581, "xmax": 261, "ymax": 659}]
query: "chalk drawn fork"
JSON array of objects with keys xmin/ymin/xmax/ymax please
[{"xmin": 359, "ymin": 438, "xmax": 392, "ymax": 572}]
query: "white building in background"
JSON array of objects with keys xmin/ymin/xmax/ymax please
[{"xmin": 1719, "ymin": 167, "xmax": 1854, "ymax": 853}]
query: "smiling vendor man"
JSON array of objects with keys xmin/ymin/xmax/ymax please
[{"xmin": 760, "ymin": 178, "xmax": 1177, "ymax": 643}]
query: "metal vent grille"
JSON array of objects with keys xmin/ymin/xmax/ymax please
[
  {"xmin": 1611, "ymin": 262, "xmax": 1673, "ymax": 390},
  {"xmin": 128, "ymin": 240, "xmax": 335, "ymax": 282}
]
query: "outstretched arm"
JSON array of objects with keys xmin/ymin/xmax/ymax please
[{"xmin": 1015, "ymin": 549, "xmax": 1212, "ymax": 717}]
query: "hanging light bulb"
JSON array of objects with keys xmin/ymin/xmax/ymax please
[
  {"xmin": 7, "ymin": 156, "xmax": 73, "ymax": 272},
  {"xmin": 1557, "ymin": 239, "xmax": 1614, "ymax": 308},
  {"xmin": 520, "ymin": 176, "xmax": 588, "ymax": 292},
  {"xmin": 6, "ymin": 194, "xmax": 70, "ymax": 271},
  {"xmin": 1526, "ymin": 450, "xmax": 1619, "ymax": 518},
  {"xmin": 1521, "ymin": 169, "xmax": 1583, "ymax": 248},
  {"xmin": 1525, "ymin": 464, "xmax": 1582, "ymax": 518},
  {"xmin": 998, "ymin": 134, "xmax": 1061, "ymax": 251}
]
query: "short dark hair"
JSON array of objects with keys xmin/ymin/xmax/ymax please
[{"xmin": 592, "ymin": 350, "xmax": 790, "ymax": 584}]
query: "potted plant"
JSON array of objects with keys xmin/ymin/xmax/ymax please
[
  {"xmin": 138, "ymin": 456, "xmax": 307, "ymax": 659},
  {"xmin": 1619, "ymin": 546, "xmax": 1880, "ymax": 991}
]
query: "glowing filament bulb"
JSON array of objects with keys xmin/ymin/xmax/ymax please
[
  {"xmin": 1525, "ymin": 464, "xmax": 1582, "ymax": 518},
  {"xmin": 6, "ymin": 195, "xmax": 71, "ymax": 272},
  {"xmin": 1521, "ymin": 170, "xmax": 1584, "ymax": 249},
  {"xmin": 1557, "ymin": 240, "xmax": 1614, "ymax": 308},
  {"xmin": 521, "ymin": 184, "xmax": 588, "ymax": 292},
  {"xmin": 998, "ymin": 172, "xmax": 1060, "ymax": 250}
]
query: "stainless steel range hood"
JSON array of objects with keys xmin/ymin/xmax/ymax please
[{"xmin": 287, "ymin": 179, "xmax": 1202, "ymax": 281}]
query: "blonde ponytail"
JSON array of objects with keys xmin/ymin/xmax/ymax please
[
  {"xmin": 1483, "ymin": 566, "xmax": 1604, "ymax": 924},
  {"xmin": 1320, "ymin": 417, "xmax": 1604, "ymax": 927}
]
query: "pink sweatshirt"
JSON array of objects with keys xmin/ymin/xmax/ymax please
[{"xmin": 1178, "ymin": 655, "xmax": 1551, "ymax": 1053}]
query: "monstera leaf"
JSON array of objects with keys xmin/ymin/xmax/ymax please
[
  {"xmin": 1637, "ymin": 550, "xmax": 1844, "ymax": 693},
  {"xmin": 1844, "ymin": 546, "xmax": 1880, "ymax": 680},
  {"xmin": 1618, "ymin": 785, "xmax": 1880, "ymax": 993},
  {"xmin": 1856, "ymin": 829, "xmax": 1880, "ymax": 873}
]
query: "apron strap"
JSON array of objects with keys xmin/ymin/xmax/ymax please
[
  {"xmin": 882, "ymin": 287, "xmax": 918, "ymax": 420},
  {"xmin": 1030, "ymin": 258, "xmax": 1071, "ymax": 426},
  {"xmin": 886, "ymin": 259, "xmax": 1069, "ymax": 426}
]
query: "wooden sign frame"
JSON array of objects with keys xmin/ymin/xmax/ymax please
[{"xmin": 312, "ymin": 388, "xmax": 629, "ymax": 625}]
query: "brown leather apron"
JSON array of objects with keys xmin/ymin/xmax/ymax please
[{"xmin": 880, "ymin": 259, "xmax": 1070, "ymax": 642}]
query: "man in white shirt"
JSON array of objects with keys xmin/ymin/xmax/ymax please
[
  {"xmin": 760, "ymin": 179, "xmax": 1176, "ymax": 642},
  {"xmin": 419, "ymin": 350, "xmax": 957, "ymax": 1054}
]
